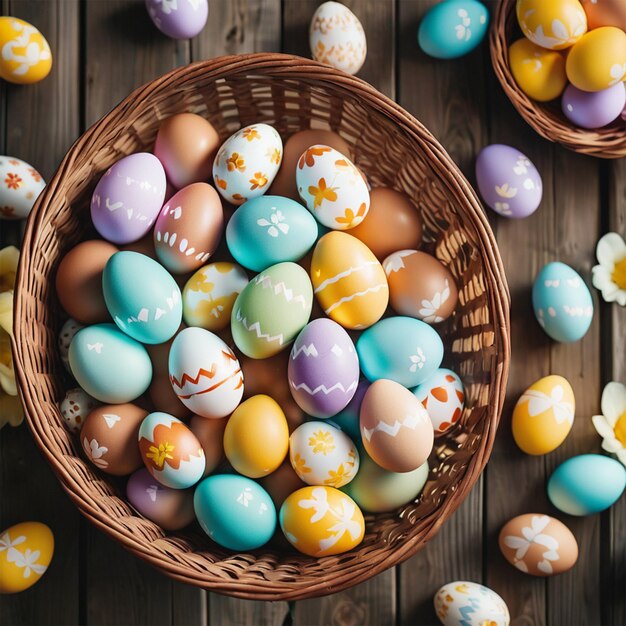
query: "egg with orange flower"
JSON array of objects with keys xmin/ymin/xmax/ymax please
[
  {"xmin": 0, "ymin": 155, "xmax": 46, "ymax": 220},
  {"xmin": 413, "ymin": 368, "xmax": 465, "ymax": 436}
]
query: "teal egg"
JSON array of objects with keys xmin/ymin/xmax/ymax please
[
  {"xmin": 226, "ymin": 196, "xmax": 318, "ymax": 272},
  {"xmin": 356, "ymin": 317, "xmax": 444, "ymax": 387},
  {"xmin": 68, "ymin": 323, "xmax": 152, "ymax": 403},
  {"xmin": 102, "ymin": 251, "xmax": 183, "ymax": 345},
  {"xmin": 194, "ymin": 474, "xmax": 277, "ymax": 550},
  {"xmin": 418, "ymin": 0, "xmax": 489, "ymax": 59},
  {"xmin": 547, "ymin": 454, "xmax": 626, "ymax": 516}
]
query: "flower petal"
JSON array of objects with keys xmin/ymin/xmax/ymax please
[
  {"xmin": 615, "ymin": 449, "xmax": 626, "ymax": 467},
  {"xmin": 597, "ymin": 233, "xmax": 626, "ymax": 267},
  {"xmin": 592, "ymin": 414, "xmax": 616, "ymax": 439},
  {"xmin": 601, "ymin": 382, "xmax": 626, "ymax": 423},
  {"xmin": 601, "ymin": 437, "xmax": 625, "ymax": 454}
]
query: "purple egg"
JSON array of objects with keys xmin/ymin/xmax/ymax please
[
  {"xmin": 91, "ymin": 153, "xmax": 166, "ymax": 244},
  {"xmin": 145, "ymin": 0, "xmax": 208, "ymax": 40},
  {"xmin": 475, "ymin": 144, "xmax": 542, "ymax": 219},
  {"xmin": 288, "ymin": 318, "xmax": 360, "ymax": 419},
  {"xmin": 562, "ymin": 82, "xmax": 626, "ymax": 130}
]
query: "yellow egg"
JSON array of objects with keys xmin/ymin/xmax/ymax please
[
  {"xmin": 509, "ymin": 38, "xmax": 568, "ymax": 101},
  {"xmin": 0, "ymin": 17, "xmax": 52, "ymax": 84},
  {"xmin": 279, "ymin": 486, "xmax": 365, "ymax": 557},
  {"xmin": 0, "ymin": 521, "xmax": 54, "ymax": 594},
  {"xmin": 516, "ymin": 0, "xmax": 587, "ymax": 50},
  {"xmin": 566, "ymin": 27, "xmax": 626, "ymax": 92},
  {"xmin": 223, "ymin": 394, "xmax": 289, "ymax": 478},
  {"xmin": 512, "ymin": 375, "xmax": 575, "ymax": 455}
]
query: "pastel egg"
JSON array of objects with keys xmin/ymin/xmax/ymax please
[
  {"xmin": 145, "ymin": 0, "xmax": 208, "ymax": 39},
  {"xmin": 329, "ymin": 380, "xmax": 368, "ymax": 444},
  {"xmin": 0, "ymin": 17, "xmax": 52, "ymax": 84},
  {"xmin": 296, "ymin": 145, "xmax": 370, "ymax": 230},
  {"xmin": 547, "ymin": 454, "xmax": 626, "ymax": 515},
  {"xmin": 280, "ymin": 486, "xmax": 365, "ymax": 557},
  {"xmin": 189, "ymin": 414, "xmax": 227, "ymax": 477},
  {"xmin": 532, "ymin": 262, "xmax": 593, "ymax": 343},
  {"xmin": 499, "ymin": 513, "xmax": 578, "ymax": 576},
  {"xmin": 168, "ymin": 327, "xmax": 244, "ymax": 418},
  {"xmin": 581, "ymin": 0, "xmax": 626, "ymax": 30},
  {"xmin": 289, "ymin": 421, "xmax": 359, "ymax": 488},
  {"xmin": 288, "ymin": 319, "xmax": 360, "ymax": 419},
  {"xmin": 91, "ymin": 153, "xmax": 166, "ymax": 244},
  {"xmin": 231, "ymin": 262, "xmax": 313, "ymax": 359},
  {"xmin": 59, "ymin": 387, "xmax": 99, "ymax": 434},
  {"xmin": 58, "ymin": 318, "xmax": 84, "ymax": 372},
  {"xmin": 69, "ymin": 324, "xmax": 152, "ymax": 403},
  {"xmin": 194, "ymin": 474, "xmax": 277, "ymax": 550},
  {"xmin": 311, "ymin": 232, "xmax": 388, "ymax": 329},
  {"xmin": 516, "ymin": 0, "xmax": 587, "ymax": 50},
  {"xmin": 259, "ymin": 460, "xmax": 307, "ymax": 509},
  {"xmin": 434, "ymin": 581, "xmax": 510, "ymax": 626},
  {"xmin": 0, "ymin": 155, "xmax": 45, "ymax": 220},
  {"xmin": 562, "ymin": 82, "xmax": 626, "ymax": 129},
  {"xmin": 0, "ymin": 522, "xmax": 54, "ymax": 593},
  {"xmin": 413, "ymin": 368, "xmax": 465, "ymax": 436},
  {"xmin": 213, "ymin": 124, "xmax": 282, "ymax": 206},
  {"xmin": 138, "ymin": 412, "xmax": 205, "ymax": 489}
]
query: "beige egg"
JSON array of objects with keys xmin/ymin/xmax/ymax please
[
  {"xmin": 58, "ymin": 318, "xmax": 84, "ymax": 372},
  {"xmin": 60, "ymin": 387, "xmax": 99, "ymax": 433},
  {"xmin": 189, "ymin": 414, "xmax": 227, "ymax": 477}
]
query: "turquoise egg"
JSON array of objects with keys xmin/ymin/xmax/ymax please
[
  {"xmin": 194, "ymin": 474, "xmax": 277, "ymax": 550},
  {"xmin": 68, "ymin": 323, "xmax": 152, "ymax": 403},
  {"xmin": 418, "ymin": 0, "xmax": 489, "ymax": 59},
  {"xmin": 356, "ymin": 317, "xmax": 444, "ymax": 387},
  {"xmin": 532, "ymin": 262, "xmax": 594, "ymax": 343},
  {"xmin": 102, "ymin": 251, "xmax": 182, "ymax": 344},
  {"xmin": 548, "ymin": 454, "xmax": 626, "ymax": 516},
  {"xmin": 226, "ymin": 195, "xmax": 318, "ymax": 272}
]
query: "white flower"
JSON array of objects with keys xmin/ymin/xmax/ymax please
[
  {"xmin": 0, "ymin": 531, "xmax": 26, "ymax": 564},
  {"xmin": 409, "ymin": 347, "xmax": 426, "ymax": 372},
  {"xmin": 495, "ymin": 183, "xmax": 518, "ymax": 199},
  {"xmin": 419, "ymin": 280, "xmax": 450, "ymax": 323},
  {"xmin": 592, "ymin": 382, "xmax": 626, "ymax": 466},
  {"xmin": 257, "ymin": 207, "xmax": 289, "ymax": 238},
  {"xmin": 236, "ymin": 487, "xmax": 254, "ymax": 507},
  {"xmin": 502, "ymin": 515, "xmax": 560, "ymax": 575},
  {"xmin": 12, "ymin": 548, "xmax": 47, "ymax": 578},
  {"xmin": 513, "ymin": 156, "xmax": 531, "ymax": 175},
  {"xmin": 592, "ymin": 233, "xmax": 626, "ymax": 306},
  {"xmin": 298, "ymin": 487, "xmax": 330, "ymax": 523},
  {"xmin": 383, "ymin": 250, "xmax": 414, "ymax": 276},
  {"xmin": 522, "ymin": 385, "xmax": 574, "ymax": 426},
  {"xmin": 494, "ymin": 202, "xmax": 512, "ymax": 216},
  {"xmin": 318, "ymin": 499, "xmax": 362, "ymax": 554},
  {"xmin": 455, "ymin": 9, "xmax": 472, "ymax": 41},
  {"xmin": 609, "ymin": 63, "xmax": 626, "ymax": 86},
  {"xmin": 82, "ymin": 437, "xmax": 109, "ymax": 469}
]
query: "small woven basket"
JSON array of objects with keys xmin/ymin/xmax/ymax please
[
  {"xmin": 13, "ymin": 53, "xmax": 510, "ymax": 600},
  {"xmin": 491, "ymin": 0, "xmax": 626, "ymax": 159}
]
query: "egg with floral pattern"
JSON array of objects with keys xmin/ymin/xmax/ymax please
[
  {"xmin": 0, "ymin": 17, "xmax": 52, "ymax": 84},
  {"xmin": 413, "ymin": 368, "xmax": 465, "ymax": 436},
  {"xmin": 0, "ymin": 155, "xmax": 45, "ymax": 220},
  {"xmin": 434, "ymin": 581, "xmax": 510, "ymax": 626},
  {"xmin": 516, "ymin": 0, "xmax": 587, "ymax": 50}
]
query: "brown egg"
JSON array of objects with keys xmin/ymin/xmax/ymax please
[
  {"xmin": 154, "ymin": 113, "xmax": 220, "ymax": 189},
  {"xmin": 581, "ymin": 0, "xmax": 626, "ymax": 30},
  {"xmin": 80, "ymin": 403, "xmax": 147, "ymax": 476},
  {"xmin": 383, "ymin": 250, "xmax": 458, "ymax": 323},
  {"xmin": 360, "ymin": 379, "xmax": 434, "ymax": 473},
  {"xmin": 348, "ymin": 187, "xmax": 422, "ymax": 260},
  {"xmin": 55, "ymin": 240, "xmax": 118, "ymax": 323},
  {"xmin": 189, "ymin": 414, "xmax": 227, "ymax": 477},
  {"xmin": 259, "ymin": 459, "xmax": 306, "ymax": 509},
  {"xmin": 121, "ymin": 233, "xmax": 156, "ymax": 259},
  {"xmin": 499, "ymin": 514, "xmax": 578, "ymax": 576},
  {"xmin": 269, "ymin": 129, "xmax": 353, "ymax": 201}
]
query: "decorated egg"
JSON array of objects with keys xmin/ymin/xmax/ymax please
[
  {"xmin": 311, "ymin": 232, "xmax": 388, "ymax": 329},
  {"xmin": 516, "ymin": 0, "xmax": 587, "ymax": 50},
  {"xmin": 330, "ymin": 380, "xmax": 368, "ymax": 443},
  {"xmin": 60, "ymin": 387, "xmax": 99, "ymax": 434},
  {"xmin": 434, "ymin": 581, "xmax": 510, "ymax": 626},
  {"xmin": 259, "ymin": 460, "xmax": 307, "ymax": 509},
  {"xmin": 581, "ymin": 0, "xmax": 626, "ymax": 30},
  {"xmin": 0, "ymin": 155, "xmax": 45, "ymax": 220},
  {"xmin": 168, "ymin": 327, "xmax": 244, "ymax": 418},
  {"xmin": 213, "ymin": 123, "xmax": 282, "ymax": 206},
  {"xmin": 145, "ymin": 0, "xmax": 208, "ymax": 39},
  {"xmin": 413, "ymin": 368, "xmax": 465, "ymax": 436},
  {"xmin": 0, "ymin": 17, "xmax": 52, "ymax": 84},
  {"xmin": 91, "ymin": 153, "xmax": 166, "ymax": 244},
  {"xmin": 309, "ymin": 2, "xmax": 366, "ymax": 75},
  {"xmin": 562, "ymin": 82, "xmax": 626, "ymax": 129},
  {"xmin": 189, "ymin": 415, "xmax": 226, "ymax": 477},
  {"xmin": 532, "ymin": 262, "xmax": 593, "ymax": 343},
  {"xmin": 231, "ymin": 262, "xmax": 313, "ymax": 359},
  {"xmin": 58, "ymin": 318, "xmax": 84, "ymax": 371},
  {"xmin": 194, "ymin": 474, "xmax": 277, "ymax": 550},
  {"xmin": 280, "ymin": 486, "xmax": 365, "ymax": 557}
]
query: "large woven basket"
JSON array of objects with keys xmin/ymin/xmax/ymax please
[
  {"xmin": 13, "ymin": 53, "xmax": 510, "ymax": 600},
  {"xmin": 491, "ymin": 0, "xmax": 626, "ymax": 159}
]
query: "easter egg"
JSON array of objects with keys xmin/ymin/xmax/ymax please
[
  {"xmin": 289, "ymin": 421, "xmax": 359, "ymax": 488},
  {"xmin": 309, "ymin": 2, "xmax": 367, "ymax": 75},
  {"xmin": 330, "ymin": 380, "xmax": 368, "ymax": 444},
  {"xmin": 499, "ymin": 513, "xmax": 578, "ymax": 576},
  {"xmin": 259, "ymin": 460, "xmax": 307, "ymax": 508},
  {"xmin": 418, "ymin": 0, "xmax": 490, "ymax": 59},
  {"xmin": 288, "ymin": 319, "xmax": 360, "ymax": 419},
  {"xmin": 0, "ymin": 155, "xmax": 45, "ymax": 220},
  {"xmin": 189, "ymin": 414, "xmax": 226, "ymax": 477},
  {"xmin": 102, "ymin": 251, "xmax": 183, "ymax": 344},
  {"xmin": 194, "ymin": 474, "xmax": 277, "ymax": 550},
  {"xmin": 296, "ymin": 145, "xmax": 370, "ymax": 230},
  {"xmin": 280, "ymin": 486, "xmax": 365, "ymax": 556},
  {"xmin": 516, "ymin": 0, "xmax": 587, "ymax": 50},
  {"xmin": 59, "ymin": 387, "xmax": 99, "ymax": 434},
  {"xmin": 90, "ymin": 153, "xmax": 166, "ymax": 244},
  {"xmin": 213, "ymin": 124, "xmax": 282, "ymax": 206},
  {"xmin": 145, "ymin": 0, "xmax": 208, "ymax": 39},
  {"xmin": 231, "ymin": 262, "xmax": 313, "ymax": 359},
  {"xmin": 311, "ymin": 232, "xmax": 388, "ymax": 329},
  {"xmin": 434, "ymin": 581, "xmax": 510, "ymax": 626},
  {"xmin": 69, "ymin": 324, "xmax": 152, "ymax": 403},
  {"xmin": 581, "ymin": 0, "xmax": 626, "ymax": 30},
  {"xmin": 562, "ymin": 82, "xmax": 626, "ymax": 129},
  {"xmin": 413, "ymin": 368, "xmax": 465, "ymax": 436},
  {"xmin": 532, "ymin": 262, "xmax": 593, "ymax": 343},
  {"xmin": 0, "ymin": 522, "xmax": 54, "ymax": 594},
  {"xmin": 547, "ymin": 454, "xmax": 626, "ymax": 515},
  {"xmin": 58, "ymin": 318, "xmax": 84, "ymax": 372},
  {"xmin": 0, "ymin": 17, "xmax": 52, "ymax": 84},
  {"xmin": 357, "ymin": 317, "xmax": 444, "ymax": 387}
]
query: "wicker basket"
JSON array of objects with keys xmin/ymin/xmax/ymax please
[
  {"xmin": 491, "ymin": 0, "xmax": 626, "ymax": 159},
  {"xmin": 13, "ymin": 53, "xmax": 510, "ymax": 600}
]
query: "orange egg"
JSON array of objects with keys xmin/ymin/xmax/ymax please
[{"xmin": 581, "ymin": 0, "xmax": 626, "ymax": 30}]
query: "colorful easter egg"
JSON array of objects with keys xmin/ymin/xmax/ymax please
[
  {"xmin": 0, "ymin": 17, "xmax": 52, "ymax": 84},
  {"xmin": 59, "ymin": 387, "xmax": 99, "ymax": 434},
  {"xmin": 329, "ymin": 380, "xmax": 368, "ymax": 444},
  {"xmin": 581, "ymin": 0, "xmax": 626, "ymax": 30},
  {"xmin": 562, "ymin": 82, "xmax": 626, "ymax": 129},
  {"xmin": 413, "ymin": 368, "xmax": 465, "ymax": 436},
  {"xmin": 434, "ymin": 581, "xmax": 510, "ymax": 626},
  {"xmin": 189, "ymin": 414, "xmax": 226, "ymax": 477},
  {"xmin": 0, "ymin": 155, "xmax": 45, "ymax": 220},
  {"xmin": 516, "ymin": 0, "xmax": 587, "ymax": 50},
  {"xmin": 259, "ymin": 460, "xmax": 307, "ymax": 509},
  {"xmin": 58, "ymin": 318, "xmax": 84, "ymax": 372},
  {"xmin": 145, "ymin": 0, "xmax": 208, "ymax": 39}
]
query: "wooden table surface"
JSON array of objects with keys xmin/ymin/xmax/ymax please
[{"xmin": 1, "ymin": 1, "xmax": 624, "ymax": 624}]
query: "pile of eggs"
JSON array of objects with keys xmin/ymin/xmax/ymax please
[{"xmin": 54, "ymin": 111, "xmax": 468, "ymax": 557}]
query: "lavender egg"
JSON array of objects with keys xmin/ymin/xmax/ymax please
[
  {"xmin": 288, "ymin": 318, "xmax": 360, "ymax": 419},
  {"xmin": 91, "ymin": 153, "xmax": 166, "ymax": 244},
  {"xmin": 145, "ymin": 0, "xmax": 208, "ymax": 39},
  {"xmin": 562, "ymin": 82, "xmax": 626, "ymax": 130},
  {"xmin": 475, "ymin": 144, "xmax": 542, "ymax": 219}
]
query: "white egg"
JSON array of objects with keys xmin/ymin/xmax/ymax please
[
  {"xmin": 0, "ymin": 155, "xmax": 45, "ymax": 220},
  {"xmin": 434, "ymin": 581, "xmax": 510, "ymax": 626},
  {"xmin": 60, "ymin": 387, "xmax": 99, "ymax": 434},
  {"xmin": 58, "ymin": 318, "xmax": 84, "ymax": 372}
]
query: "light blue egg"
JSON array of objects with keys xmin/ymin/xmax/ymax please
[
  {"xmin": 548, "ymin": 454, "xmax": 626, "ymax": 516},
  {"xmin": 356, "ymin": 317, "xmax": 444, "ymax": 388},
  {"xmin": 532, "ymin": 262, "xmax": 594, "ymax": 343},
  {"xmin": 418, "ymin": 0, "xmax": 489, "ymax": 59},
  {"xmin": 68, "ymin": 323, "xmax": 152, "ymax": 403},
  {"xmin": 102, "ymin": 251, "xmax": 182, "ymax": 344},
  {"xmin": 226, "ymin": 196, "xmax": 318, "ymax": 272},
  {"xmin": 194, "ymin": 474, "xmax": 277, "ymax": 550}
]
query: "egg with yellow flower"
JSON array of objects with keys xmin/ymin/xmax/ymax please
[
  {"xmin": 516, "ymin": 0, "xmax": 587, "ymax": 50},
  {"xmin": 0, "ymin": 17, "xmax": 52, "ymax": 84}
]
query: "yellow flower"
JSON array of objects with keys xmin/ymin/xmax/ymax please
[
  {"xmin": 335, "ymin": 203, "xmax": 367, "ymax": 228},
  {"xmin": 267, "ymin": 147, "xmax": 281, "ymax": 165},
  {"xmin": 308, "ymin": 429, "xmax": 335, "ymax": 455},
  {"xmin": 324, "ymin": 463, "xmax": 350, "ymax": 487},
  {"xmin": 292, "ymin": 453, "xmax": 312, "ymax": 475},
  {"xmin": 187, "ymin": 271, "xmax": 213, "ymax": 295},
  {"xmin": 146, "ymin": 442, "xmax": 175, "ymax": 468},
  {"xmin": 226, "ymin": 153, "xmax": 246, "ymax": 173},
  {"xmin": 249, "ymin": 172, "xmax": 268, "ymax": 191},
  {"xmin": 309, "ymin": 178, "xmax": 338, "ymax": 209},
  {"xmin": 242, "ymin": 128, "xmax": 261, "ymax": 142}
]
